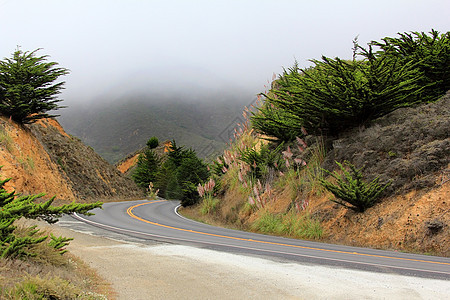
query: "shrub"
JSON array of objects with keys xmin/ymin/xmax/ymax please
[
  {"xmin": 238, "ymin": 142, "xmax": 284, "ymax": 179},
  {"xmin": 371, "ymin": 29, "xmax": 450, "ymax": 102},
  {"xmin": 254, "ymin": 52, "xmax": 422, "ymax": 139},
  {"xmin": 319, "ymin": 161, "xmax": 391, "ymax": 212},
  {"xmin": 146, "ymin": 136, "xmax": 159, "ymax": 149},
  {"xmin": 0, "ymin": 172, "xmax": 102, "ymax": 259},
  {"xmin": 48, "ymin": 234, "xmax": 73, "ymax": 255}
]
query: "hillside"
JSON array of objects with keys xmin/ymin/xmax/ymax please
[
  {"xmin": 0, "ymin": 116, "xmax": 143, "ymax": 202},
  {"xmin": 182, "ymin": 92, "xmax": 450, "ymax": 256},
  {"xmin": 116, "ymin": 141, "xmax": 170, "ymax": 176},
  {"xmin": 60, "ymin": 93, "xmax": 250, "ymax": 163}
]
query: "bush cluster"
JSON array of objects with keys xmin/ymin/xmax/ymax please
[{"xmin": 320, "ymin": 161, "xmax": 391, "ymax": 212}]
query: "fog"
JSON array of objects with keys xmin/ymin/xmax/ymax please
[{"xmin": 1, "ymin": 0, "xmax": 449, "ymax": 106}]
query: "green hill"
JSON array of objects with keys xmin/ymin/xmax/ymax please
[{"xmin": 59, "ymin": 93, "xmax": 251, "ymax": 163}]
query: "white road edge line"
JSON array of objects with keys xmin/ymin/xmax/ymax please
[{"xmin": 72, "ymin": 212, "xmax": 450, "ymax": 277}]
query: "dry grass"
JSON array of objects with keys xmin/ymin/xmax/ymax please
[
  {"xmin": 0, "ymin": 220, "xmax": 115, "ymax": 299},
  {"xmin": 184, "ymin": 128, "xmax": 330, "ymax": 241}
]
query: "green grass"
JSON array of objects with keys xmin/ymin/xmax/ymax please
[
  {"xmin": 0, "ymin": 127, "xmax": 14, "ymax": 152},
  {"xmin": 200, "ymin": 195, "xmax": 219, "ymax": 215},
  {"xmin": 5, "ymin": 274, "xmax": 107, "ymax": 299},
  {"xmin": 251, "ymin": 210, "xmax": 323, "ymax": 240},
  {"xmin": 7, "ymin": 275, "xmax": 82, "ymax": 299}
]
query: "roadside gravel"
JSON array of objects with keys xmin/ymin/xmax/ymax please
[{"xmin": 42, "ymin": 222, "xmax": 450, "ymax": 300}]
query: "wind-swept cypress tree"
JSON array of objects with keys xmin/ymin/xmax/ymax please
[{"xmin": 0, "ymin": 48, "xmax": 69, "ymax": 124}]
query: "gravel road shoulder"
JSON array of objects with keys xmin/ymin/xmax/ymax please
[{"xmin": 39, "ymin": 220, "xmax": 449, "ymax": 300}]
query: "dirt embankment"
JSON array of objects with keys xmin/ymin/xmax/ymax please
[
  {"xmin": 0, "ymin": 117, "xmax": 76, "ymax": 200},
  {"xmin": 117, "ymin": 153, "xmax": 140, "ymax": 174},
  {"xmin": 0, "ymin": 117, "xmax": 144, "ymax": 202}
]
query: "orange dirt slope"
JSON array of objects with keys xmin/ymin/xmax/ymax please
[{"xmin": 0, "ymin": 117, "xmax": 76, "ymax": 201}]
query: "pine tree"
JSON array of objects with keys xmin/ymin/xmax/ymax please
[
  {"xmin": 0, "ymin": 48, "xmax": 69, "ymax": 124},
  {"xmin": 132, "ymin": 148, "xmax": 161, "ymax": 189},
  {"xmin": 0, "ymin": 174, "xmax": 102, "ymax": 258}
]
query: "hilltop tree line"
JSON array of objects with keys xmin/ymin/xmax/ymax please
[{"xmin": 252, "ymin": 30, "xmax": 450, "ymax": 141}]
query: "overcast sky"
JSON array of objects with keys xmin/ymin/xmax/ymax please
[{"xmin": 1, "ymin": 0, "xmax": 449, "ymax": 105}]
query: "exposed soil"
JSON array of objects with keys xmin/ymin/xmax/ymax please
[
  {"xmin": 0, "ymin": 117, "xmax": 77, "ymax": 200},
  {"xmin": 117, "ymin": 153, "xmax": 139, "ymax": 174},
  {"xmin": 310, "ymin": 179, "xmax": 449, "ymax": 256},
  {"xmin": 115, "ymin": 142, "xmax": 169, "ymax": 176},
  {"xmin": 29, "ymin": 118, "xmax": 144, "ymax": 202},
  {"xmin": 0, "ymin": 117, "xmax": 144, "ymax": 203},
  {"xmin": 314, "ymin": 92, "xmax": 450, "ymax": 255}
]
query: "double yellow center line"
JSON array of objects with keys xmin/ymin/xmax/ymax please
[{"xmin": 127, "ymin": 200, "xmax": 450, "ymax": 267}]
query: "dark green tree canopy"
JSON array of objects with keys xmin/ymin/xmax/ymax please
[
  {"xmin": 146, "ymin": 136, "xmax": 159, "ymax": 149},
  {"xmin": 132, "ymin": 148, "xmax": 161, "ymax": 189},
  {"xmin": 0, "ymin": 48, "xmax": 69, "ymax": 124},
  {"xmin": 251, "ymin": 30, "xmax": 449, "ymax": 141}
]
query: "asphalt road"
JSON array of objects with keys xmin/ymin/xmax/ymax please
[{"xmin": 73, "ymin": 199, "xmax": 450, "ymax": 280}]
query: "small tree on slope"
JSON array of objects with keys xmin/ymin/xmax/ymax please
[
  {"xmin": 0, "ymin": 174, "xmax": 102, "ymax": 258},
  {"xmin": 319, "ymin": 161, "xmax": 391, "ymax": 212},
  {"xmin": 0, "ymin": 48, "xmax": 69, "ymax": 124}
]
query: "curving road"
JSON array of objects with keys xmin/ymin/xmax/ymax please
[{"xmin": 73, "ymin": 199, "xmax": 450, "ymax": 280}]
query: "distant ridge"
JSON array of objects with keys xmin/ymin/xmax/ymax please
[{"xmin": 60, "ymin": 94, "xmax": 250, "ymax": 163}]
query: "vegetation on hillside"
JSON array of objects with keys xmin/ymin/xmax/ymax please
[
  {"xmin": 183, "ymin": 30, "xmax": 450, "ymax": 249},
  {"xmin": 132, "ymin": 141, "xmax": 161, "ymax": 189},
  {"xmin": 252, "ymin": 30, "xmax": 449, "ymax": 140},
  {"xmin": 28, "ymin": 118, "xmax": 144, "ymax": 201},
  {"xmin": 319, "ymin": 161, "xmax": 391, "ymax": 212},
  {"xmin": 0, "ymin": 171, "xmax": 102, "ymax": 258},
  {"xmin": 132, "ymin": 139, "xmax": 210, "ymax": 206},
  {"xmin": 0, "ymin": 48, "xmax": 69, "ymax": 124},
  {"xmin": 0, "ymin": 171, "xmax": 106, "ymax": 298}
]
